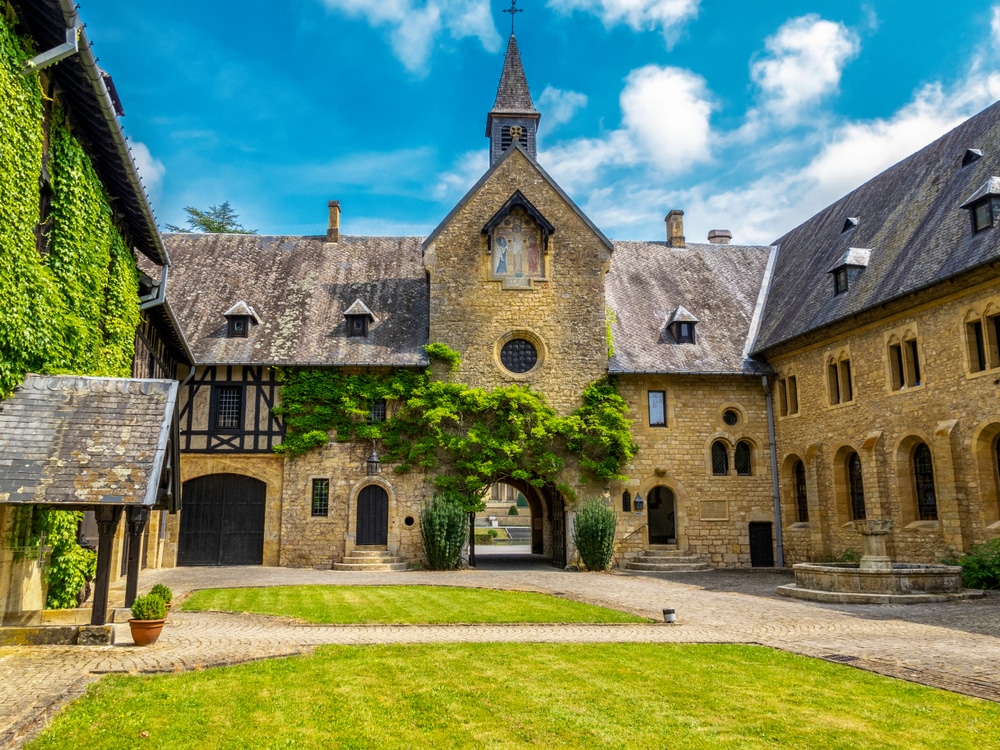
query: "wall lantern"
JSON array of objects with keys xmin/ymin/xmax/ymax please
[
  {"xmin": 633, "ymin": 493, "xmax": 644, "ymax": 514},
  {"xmin": 366, "ymin": 448, "xmax": 381, "ymax": 475}
]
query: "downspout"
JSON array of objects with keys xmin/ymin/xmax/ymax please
[
  {"xmin": 139, "ymin": 266, "xmax": 168, "ymax": 310},
  {"xmin": 763, "ymin": 374, "xmax": 784, "ymax": 567}
]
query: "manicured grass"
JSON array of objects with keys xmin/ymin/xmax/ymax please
[
  {"xmin": 179, "ymin": 585, "xmax": 648, "ymax": 624},
  {"xmin": 28, "ymin": 644, "xmax": 999, "ymax": 749}
]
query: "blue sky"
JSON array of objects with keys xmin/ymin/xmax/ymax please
[{"xmin": 79, "ymin": 1, "xmax": 1000, "ymax": 245}]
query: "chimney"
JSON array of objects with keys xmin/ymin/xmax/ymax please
[
  {"xmin": 665, "ymin": 210, "xmax": 685, "ymax": 248},
  {"xmin": 327, "ymin": 200, "xmax": 341, "ymax": 243},
  {"xmin": 708, "ymin": 229, "xmax": 732, "ymax": 245}
]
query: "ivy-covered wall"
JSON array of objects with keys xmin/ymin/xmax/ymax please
[
  {"xmin": 1, "ymin": 6, "xmax": 142, "ymax": 608},
  {"xmin": 0, "ymin": 6, "xmax": 140, "ymax": 396}
]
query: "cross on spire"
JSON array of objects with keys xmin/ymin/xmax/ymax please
[{"xmin": 503, "ymin": 0, "xmax": 524, "ymax": 35}]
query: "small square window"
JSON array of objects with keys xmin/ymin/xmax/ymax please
[
  {"xmin": 676, "ymin": 322, "xmax": 695, "ymax": 344},
  {"xmin": 973, "ymin": 199, "xmax": 994, "ymax": 233},
  {"xmin": 212, "ymin": 386, "xmax": 243, "ymax": 430},
  {"xmin": 311, "ymin": 479, "xmax": 329, "ymax": 517},
  {"xmin": 227, "ymin": 317, "xmax": 248, "ymax": 338},
  {"xmin": 648, "ymin": 390, "xmax": 666, "ymax": 427},
  {"xmin": 369, "ymin": 399, "xmax": 387, "ymax": 423},
  {"xmin": 347, "ymin": 316, "xmax": 369, "ymax": 337}
]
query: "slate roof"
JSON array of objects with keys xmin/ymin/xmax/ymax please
[
  {"xmin": 0, "ymin": 375, "xmax": 177, "ymax": 506},
  {"xmin": 11, "ymin": 0, "xmax": 167, "ymax": 264},
  {"xmin": 163, "ymin": 234, "xmax": 429, "ymax": 366},
  {"xmin": 754, "ymin": 98, "xmax": 1000, "ymax": 353},
  {"xmin": 489, "ymin": 34, "xmax": 536, "ymax": 115},
  {"xmin": 606, "ymin": 243, "xmax": 773, "ymax": 375}
]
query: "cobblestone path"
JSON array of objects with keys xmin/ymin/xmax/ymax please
[{"xmin": 1, "ymin": 564, "xmax": 997, "ymax": 748}]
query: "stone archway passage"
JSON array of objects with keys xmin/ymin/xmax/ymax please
[
  {"xmin": 356, "ymin": 485, "xmax": 389, "ymax": 546},
  {"xmin": 178, "ymin": 474, "xmax": 266, "ymax": 566},
  {"xmin": 647, "ymin": 487, "xmax": 676, "ymax": 545}
]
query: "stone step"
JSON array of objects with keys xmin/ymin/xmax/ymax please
[
  {"xmin": 634, "ymin": 554, "xmax": 704, "ymax": 564},
  {"xmin": 626, "ymin": 561, "xmax": 711, "ymax": 572},
  {"xmin": 351, "ymin": 549, "xmax": 390, "ymax": 557},
  {"xmin": 341, "ymin": 555, "xmax": 403, "ymax": 565},
  {"xmin": 638, "ymin": 550, "xmax": 694, "ymax": 559},
  {"xmin": 332, "ymin": 561, "xmax": 410, "ymax": 572}
]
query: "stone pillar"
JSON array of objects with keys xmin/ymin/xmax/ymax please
[
  {"xmin": 855, "ymin": 519, "xmax": 893, "ymax": 571},
  {"xmin": 933, "ymin": 420, "xmax": 967, "ymax": 551},
  {"xmin": 91, "ymin": 505, "xmax": 123, "ymax": 626}
]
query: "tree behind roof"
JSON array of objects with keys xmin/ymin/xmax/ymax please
[{"xmin": 164, "ymin": 202, "xmax": 257, "ymax": 234}]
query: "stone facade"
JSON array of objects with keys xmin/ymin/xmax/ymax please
[{"xmin": 769, "ymin": 279, "xmax": 1000, "ymax": 564}]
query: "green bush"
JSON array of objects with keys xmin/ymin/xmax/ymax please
[
  {"xmin": 420, "ymin": 496, "xmax": 467, "ymax": 570},
  {"xmin": 573, "ymin": 500, "xmax": 617, "ymax": 571},
  {"xmin": 508, "ymin": 505, "xmax": 519, "ymax": 516},
  {"xmin": 148, "ymin": 584, "xmax": 173, "ymax": 604},
  {"xmin": 131, "ymin": 593, "xmax": 167, "ymax": 621},
  {"xmin": 516, "ymin": 494, "xmax": 528, "ymax": 508},
  {"xmin": 946, "ymin": 539, "xmax": 1000, "ymax": 589},
  {"xmin": 474, "ymin": 529, "xmax": 499, "ymax": 546}
]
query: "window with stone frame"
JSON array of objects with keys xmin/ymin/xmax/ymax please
[
  {"xmin": 369, "ymin": 399, "xmax": 387, "ymax": 423},
  {"xmin": 847, "ymin": 452, "xmax": 866, "ymax": 520},
  {"xmin": 912, "ymin": 443, "xmax": 938, "ymax": 521},
  {"xmin": 735, "ymin": 441, "xmax": 752, "ymax": 476},
  {"xmin": 311, "ymin": 478, "xmax": 330, "ymax": 517},
  {"xmin": 888, "ymin": 335, "xmax": 922, "ymax": 390},
  {"xmin": 966, "ymin": 310, "xmax": 1000, "ymax": 373},
  {"xmin": 711, "ymin": 441, "xmax": 729, "ymax": 476},
  {"xmin": 622, "ymin": 490, "xmax": 631, "ymax": 512},
  {"xmin": 647, "ymin": 390, "xmax": 666, "ymax": 427},
  {"xmin": 828, "ymin": 354, "xmax": 854, "ymax": 405},
  {"xmin": 776, "ymin": 375, "xmax": 799, "ymax": 416},
  {"xmin": 794, "ymin": 460, "xmax": 809, "ymax": 522}
]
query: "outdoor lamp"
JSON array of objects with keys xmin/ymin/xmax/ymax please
[
  {"xmin": 366, "ymin": 448, "xmax": 381, "ymax": 475},
  {"xmin": 633, "ymin": 493, "xmax": 644, "ymax": 513}
]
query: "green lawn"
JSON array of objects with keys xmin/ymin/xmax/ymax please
[
  {"xmin": 28, "ymin": 644, "xmax": 998, "ymax": 749},
  {"xmin": 179, "ymin": 585, "xmax": 648, "ymax": 624}
]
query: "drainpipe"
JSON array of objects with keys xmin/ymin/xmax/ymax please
[{"xmin": 762, "ymin": 375, "xmax": 784, "ymax": 567}]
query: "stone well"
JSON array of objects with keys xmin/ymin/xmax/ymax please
[{"xmin": 777, "ymin": 519, "xmax": 982, "ymax": 604}]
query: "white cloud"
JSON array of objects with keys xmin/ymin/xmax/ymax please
[
  {"xmin": 537, "ymin": 86, "xmax": 588, "ymax": 133},
  {"xmin": 547, "ymin": 0, "xmax": 699, "ymax": 46},
  {"xmin": 320, "ymin": 0, "xmax": 501, "ymax": 73},
  {"xmin": 433, "ymin": 149, "xmax": 489, "ymax": 201},
  {"xmin": 129, "ymin": 141, "xmax": 166, "ymax": 196},
  {"xmin": 992, "ymin": 5, "xmax": 1000, "ymax": 47},
  {"xmin": 751, "ymin": 15, "xmax": 859, "ymax": 122}
]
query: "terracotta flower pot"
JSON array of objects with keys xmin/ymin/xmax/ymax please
[{"xmin": 128, "ymin": 618, "xmax": 165, "ymax": 646}]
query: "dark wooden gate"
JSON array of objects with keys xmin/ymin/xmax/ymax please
[
  {"xmin": 749, "ymin": 522, "xmax": 774, "ymax": 567},
  {"xmin": 356, "ymin": 484, "xmax": 388, "ymax": 546},
  {"xmin": 177, "ymin": 474, "xmax": 266, "ymax": 566},
  {"xmin": 549, "ymin": 489, "xmax": 566, "ymax": 568}
]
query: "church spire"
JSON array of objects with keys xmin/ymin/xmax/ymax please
[{"xmin": 486, "ymin": 8, "xmax": 540, "ymax": 166}]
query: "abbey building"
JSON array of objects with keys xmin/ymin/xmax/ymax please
[{"xmin": 158, "ymin": 32, "xmax": 1000, "ymax": 572}]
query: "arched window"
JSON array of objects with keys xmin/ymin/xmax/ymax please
[
  {"xmin": 794, "ymin": 460, "xmax": 809, "ymax": 522},
  {"xmin": 735, "ymin": 441, "xmax": 752, "ymax": 476},
  {"xmin": 847, "ymin": 452, "xmax": 866, "ymax": 520},
  {"xmin": 711, "ymin": 441, "xmax": 729, "ymax": 476},
  {"xmin": 913, "ymin": 443, "xmax": 937, "ymax": 521},
  {"xmin": 622, "ymin": 490, "xmax": 631, "ymax": 513}
]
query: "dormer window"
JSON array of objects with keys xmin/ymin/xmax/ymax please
[
  {"xmin": 963, "ymin": 148, "xmax": 983, "ymax": 167},
  {"xmin": 223, "ymin": 301, "xmax": 261, "ymax": 339},
  {"xmin": 841, "ymin": 217, "xmax": 858, "ymax": 233},
  {"xmin": 961, "ymin": 178, "xmax": 1000, "ymax": 235},
  {"xmin": 344, "ymin": 299, "xmax": 376, "ymax": 338},
  {"xmin": 666, "ymin": 305, "xmax": 698, "ymax": 344},
  {"xmin": 828, "ymin": 248, "xmax": 871, "ymax": 296}
]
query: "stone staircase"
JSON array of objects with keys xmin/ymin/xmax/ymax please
[
  {"xmin": 332, "ymin": 548, "xmax": 409, "ymax": 572},
  {"xmin": 624, "ymin": 548, "xmax": 711, "ymax": 573}
]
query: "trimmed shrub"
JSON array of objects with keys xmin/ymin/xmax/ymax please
[
  {"xmin": 149, "ymin": 584, "xmax": 173, "ymax": 604},
  {"xmin": 131, "ymin": 593, "xmax": 167, "ymax": 621},
  {"xmin": 516, "ymin": 494, "xmax": 528, "ymax": 508},
  {"xmin": 508, "ymin": 505, "xmax": 519, "ymax": 516},
  {"xmin": 573, "ymin": 500, "xmax": 617, "ymax": 571},
  {"xmin": 946, "ymin": 539, "xmax": 1000, "ymax": 589},
  {"xmin": 420, "ymin": 495, "xmax": 467, "ymax": 570}
]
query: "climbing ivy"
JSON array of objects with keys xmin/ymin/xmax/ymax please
[
  {"xmin": 1, "ymin": 9, "xmax": 141, "ymax": 608},
  {"xmin": 275, "ymin": 345, "xmax": 638, "ymax": 513}
]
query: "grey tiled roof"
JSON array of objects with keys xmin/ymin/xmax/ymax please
[
  {"xmin": 755, "ymin": 98, "xmax": 1000, "ymax": 353},
  {"xmin": 490, "ymin": 35, "xmax": 536, "ymax": 114},
  {"xmin": 0, "ymin": 375, "xmax": 177, "ymax": 506},
  {"xmin": 606, "ymin": 242, "xmax": 772, "ymax": 374},
  {"xmin": 163, "ymin": 234, "xmax": 429, "ymax": 366}
]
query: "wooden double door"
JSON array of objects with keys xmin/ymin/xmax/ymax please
[
  {"xmin": 178, "ymin": 474, "xmax": 266, "ymax": 566},
  {"xmin": 356, "ymin": 485, "xmax": 388, "ymax": 546}
]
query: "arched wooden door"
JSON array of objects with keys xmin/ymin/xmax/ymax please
[
  {"xmin": 178, "ymin": 474, "xmax": 266, "ymax": 565},
  {"xmin": 647, "ymin": 486, "xmax": 676, "ymax": 545},
  {"xmin": 356, "ymin": 485, "xmax": 388, "ymax": 546}
]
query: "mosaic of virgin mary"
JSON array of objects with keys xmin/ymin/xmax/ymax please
[{"xmin": 491, "ymin": 208, "xmax": 544, "ymax": 279}]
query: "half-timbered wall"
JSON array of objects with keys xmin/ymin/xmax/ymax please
[
  {"xmin": 132, "ymin": 312, "xmax": 180, "ymax": 380},
  {"xmin": 179, "ymin": 366, "xmax": 284, "ymax": 453}
]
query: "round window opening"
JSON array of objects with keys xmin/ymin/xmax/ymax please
[
  {"xmin": 404, "ymin": 516, "xmax": 415, "ymax": 527},
  {"xmin": 722, "ymin": 409, "xmax": 739, "ymax": 426},
  {"xmin": 500, "ymin": 338, "xmax": 538, "ymax": 373}
]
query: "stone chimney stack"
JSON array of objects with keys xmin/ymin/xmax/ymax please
[
  {"xmin": 708, "ymin": 229, "xmax": 732, "ymax": 245},
  {"xmin": 327, "ymin": 200, "xmax": 341, "ymax": 243},
  {"xmin": 666, "ymin": 210, "xmax": 685, "ymax": 248}
]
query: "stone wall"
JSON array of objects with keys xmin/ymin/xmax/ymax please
[
  {"xmin": 611, "ymin": 373, "xmax": 775, "ymax": 568},
  {"xmin": 767, "ymin": 279, "xmax": 1000, "ymax": 564}
]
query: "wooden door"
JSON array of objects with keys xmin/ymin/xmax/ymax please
[
  {"xmin": 356, "ymin": 485, "xmax": 388, "ymax": 546},
  {"xmin": 749, "ymin": 522, "xmax": 774, "ymax": 567},
  {"xmin": 178, "ymin": 474, "xmax": 266, "ymax": 565}
]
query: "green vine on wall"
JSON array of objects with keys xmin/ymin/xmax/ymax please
[
  {"xmin": 1, "ymin": 9, "xmax": 140, "ymax": 608},
  {"xmin": 274, "ymin": 344, "xmax": 638, "ymax": 513}
]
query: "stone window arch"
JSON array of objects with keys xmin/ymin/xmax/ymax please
[
  {"xmin": 847, "ymin": 451, "xmax": 866, "ymax": 520},
  {"xmin": 735, "ymin": 440, "xmax": 753, "ymax": 476},
  {"xmin": 711, "ymin": 440, "xmax": 729, "ymax": 476},
  {"xmin": 794, "ymin": 459, "xmax": 808, "ymax": 522},
  {"xmin": 912, "ymin": 442, "xmax": 937, "ymax": 521}
]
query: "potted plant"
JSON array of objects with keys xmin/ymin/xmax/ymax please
[
  {"xmin": 149, "ymin": 583, "xmax": 173, "ymax": 609},
  {"xmin": 129, "ymin": 592, "xmax": 167, "ymax": 646}
]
